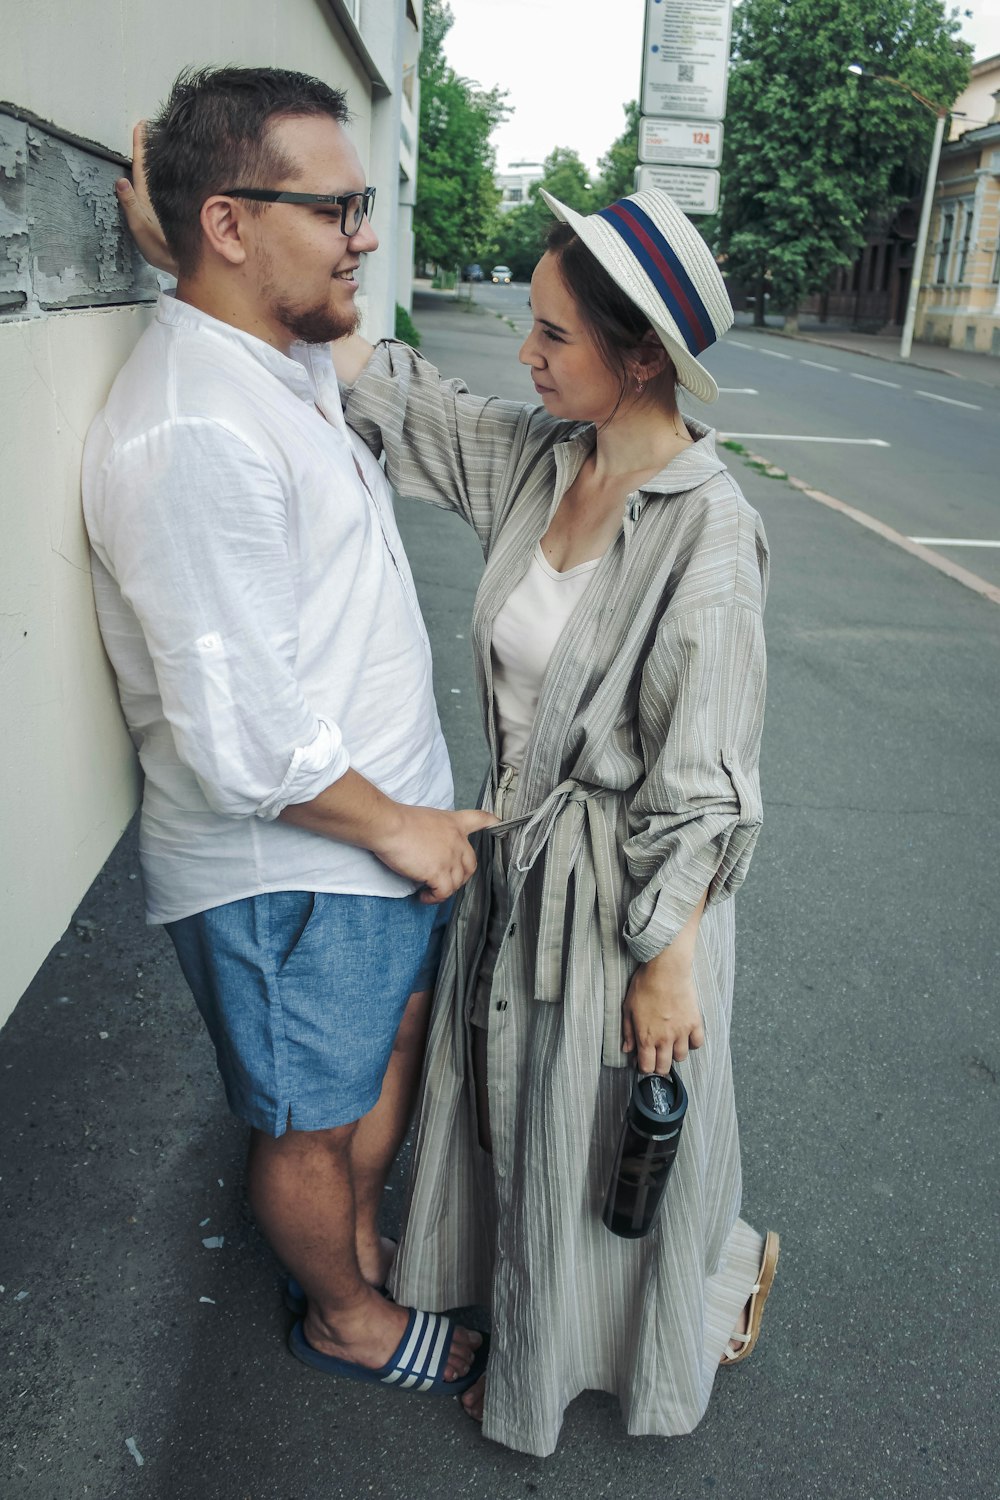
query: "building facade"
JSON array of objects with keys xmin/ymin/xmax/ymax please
[
  {"xmin": 496, "ymin": 160, "xmax": 545, "ymax": 211},
  {"xmin": 800, "ymin": 198, "xmax": 920, "ymax": 331},
  {"xmin": 799, "ymin": 56, "xmax": 1000, "ymax": 343},
  {"xmin": 915, "ymin": 60, "xmax": 1000, "ymax": 356},
  {"xmin": 0, "ymin": 0, "xmax": 421, "ymax": 1027}
]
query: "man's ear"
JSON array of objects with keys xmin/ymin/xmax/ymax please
[{"xmin": 199, "ymin": 195, "xmax": 249, "ymax": 267}]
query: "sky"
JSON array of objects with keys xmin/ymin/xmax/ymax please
[{"xmin": 441, "ymin": 0, "xmax": 1000, "ymax": 175}]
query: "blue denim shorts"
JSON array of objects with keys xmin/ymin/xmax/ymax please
[{"xmin": 166, "ymin": 891, "xmax": 451, "ymax": 1136}]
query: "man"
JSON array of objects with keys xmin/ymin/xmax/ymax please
[{"xmin": 82, "ymin": 66, "xmax": 491, "ymax": 1394}]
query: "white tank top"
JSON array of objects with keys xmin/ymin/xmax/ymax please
[{"xmin": 491, "ymin": 543, "xmax": 601, "ymax": 770}]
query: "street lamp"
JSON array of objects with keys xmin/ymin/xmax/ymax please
[{"xmin": 847, "ymin": 63, "xmax": 958, "ymax": 359}]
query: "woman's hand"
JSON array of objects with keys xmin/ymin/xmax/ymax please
[
  {"xmin": 116, "ymin": 122, "xmax": 178, "ymax": 276},
  {"xmin": 621, "ymin": 892, "xmax": 707, "ymax": 1073},
  {"xmin": 622, "ymin": 952, "xmax": 705, "ymax": 1074}
]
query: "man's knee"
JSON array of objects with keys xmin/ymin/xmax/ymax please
[{"xmin": 251, "ymin": 1118, "xmax": 358, "ymax": 1159}]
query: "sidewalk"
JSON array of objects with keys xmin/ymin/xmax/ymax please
[{"xmin": 732, "ymin": 309, "xmax": 1000, "ymax": 388}]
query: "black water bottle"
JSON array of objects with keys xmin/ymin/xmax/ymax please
[{"xmin": 602, "ymin": 1068, "xmax": 688, "ymax": 1239}]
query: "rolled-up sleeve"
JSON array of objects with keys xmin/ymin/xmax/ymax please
[
  {"xmin": 343, "ymin": 339, "xmax": 560, "ymax": 547},
  {"xmin": 100, "ymin": 418, "xmax": 349, "ymax": 819},
  {"xmin": 623, "ymin": 603, "xmax": 766, "ymax": 962}
]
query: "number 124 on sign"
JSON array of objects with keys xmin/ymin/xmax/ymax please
[{"xmin": 638, "ymin": 118, "xmax": 724, "ymax": 168}]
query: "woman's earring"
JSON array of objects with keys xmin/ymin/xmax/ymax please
[{"xmin": 634, "ymin": 374, "xmax": 646, "ymax": 397}]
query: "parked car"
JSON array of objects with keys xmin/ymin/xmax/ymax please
[
  {"xmin": 491, "ymin": 265, "xmax": 513, "ymax": 284},
  {"xmin": 462, "ymin": 263, "xmax": 484, "ymax": 282}
]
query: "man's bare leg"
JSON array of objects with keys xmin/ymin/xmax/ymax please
[
  {"xmin": 350, "ymin": 987, "xmax": 432, "ymax": 1286},
  {"xmin": 247, "ymin": 1120, "xmax": 478, "ymax": 1379}
]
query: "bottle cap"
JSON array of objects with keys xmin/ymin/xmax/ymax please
[{"xmin": 627, "ymin": 1068, "xmax": 688, "ymax": 1135}]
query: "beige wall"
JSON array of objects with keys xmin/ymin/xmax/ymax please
[
  {"xmin": 950, "ymin": 55, "xmax": 1000, "ymax": 140},
  {"xmin": 0, "ymin": 1, "xmax": 404, "ymax": 1028}
]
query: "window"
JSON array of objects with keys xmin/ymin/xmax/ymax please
[
  {"xmin": 506, "ymin": 187, "xmax": 522, "ymax": 203},
  {"xmin": 955, "ymin": 202, "xmax": 974, "ymax": 282},
  {"xmin": 936, "ymin": 207, "xmax": 954, "ymax": 284},
  {"xmin": 992, "ymin": 229, "xmax": 1000, "ymax": 285}
]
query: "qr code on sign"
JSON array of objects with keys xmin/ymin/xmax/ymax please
[{"xmin": 678, "ymin": 63, "xmax": 695, "ymax": 83}]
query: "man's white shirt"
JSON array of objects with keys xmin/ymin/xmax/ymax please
[{"xmin": 83, "ymin": 294, "xmax": 453, "ymax": 923}]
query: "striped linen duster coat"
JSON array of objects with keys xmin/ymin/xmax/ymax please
[{"xmin": 344, "ymin": 342, "xmax": 771, "ymax": 1457}]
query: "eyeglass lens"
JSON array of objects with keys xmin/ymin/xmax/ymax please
[{"xmin": 345, "ymin": 190, "xmax": 374, "ymax": 234}]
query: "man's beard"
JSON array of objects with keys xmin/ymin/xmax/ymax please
[{"xmin": 272, "ymin": 295, "xmax": 360, "ymax": 345}]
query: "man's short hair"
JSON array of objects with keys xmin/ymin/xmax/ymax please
[{"xmin": 145, "ymin": 65, "xmax": 350, "ymax": 276}]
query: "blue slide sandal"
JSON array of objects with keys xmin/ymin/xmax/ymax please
[{"xmin": 288, "ymin": 1308, "xmax": 487, "ymax": 1395}]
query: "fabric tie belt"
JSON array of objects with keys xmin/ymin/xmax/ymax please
[{"xmin": 483, "ymin": 778, "xmax": 633, "ymax": 1063}]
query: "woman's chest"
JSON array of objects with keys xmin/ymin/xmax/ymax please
[{"xmin": 538, "ymin": 468, "xmax": 631, "ymax": 573}]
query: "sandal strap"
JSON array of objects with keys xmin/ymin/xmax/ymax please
[{"xmin": 382, "ymin": 1309, "xmax": 453, "ymax": 1391}]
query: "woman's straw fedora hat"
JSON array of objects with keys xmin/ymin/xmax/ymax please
[{"xmin": 539, "ymin": 188, "xmax": 733, "ymax": 404}]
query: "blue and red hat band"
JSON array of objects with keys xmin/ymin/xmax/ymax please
[{"xmin": 598, "ymin": 200, "xmax": 715, "ymax": 356}]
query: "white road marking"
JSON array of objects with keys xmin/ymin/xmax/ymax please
[
  {"xmin": 729, "ymin": 339, "xmax": 753, "ymax": 349},
  {"xmin": 729, "ymin": 442, "xmax": 1000, "ymax": 607},
  {"xmin": 851, "ymin": 373, "xmax": 900, "ymax": 388},
  {"xmin": 721, "ymin": 434, "xmax": 891, "ymax": 446},
  {"xmin": 799, "ymin": 359, "xmax": 840, "ymax": 371},
  {"xmin": 718, "ymin": 387, "xmax": 759, "ymax": 394},
  {"xmin": 916, "ymin": 390, "xmax": 982, "ymax": 410},
  {"xmin": 758, "ymin": 348, "xmax": 794, "ymax": 359},
  {"xmin": 909, "ymin": 538, "xmax": 1000, "ymax": 548}
]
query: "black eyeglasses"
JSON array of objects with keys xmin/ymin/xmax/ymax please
[{"xmin": 220, "ymin": 185, "xmax": 376, "ymax": 236}]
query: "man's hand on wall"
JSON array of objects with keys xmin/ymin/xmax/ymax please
[{"xmin": 116, "ymin": 122, "xmax": 178, "ymax": 276}]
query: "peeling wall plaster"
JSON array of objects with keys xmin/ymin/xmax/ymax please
[{"xmin": 0, "ymin": 110, "xmax": 158, "ymax": 318}]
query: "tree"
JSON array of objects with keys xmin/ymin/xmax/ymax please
[
  {"xmin": 493, "ymin": 147, "xmax": 595, "ymax": 280},
  {"xmin": 415, "ymin": 0, "xmax": 508, "ymax": 271},
  {"xmin": 717, "ymin": 0, "xmax": 971, "ymax": 324},
  {"xmin": 597, "ymin": 101, "xmax": 640, "ymax": 202}
]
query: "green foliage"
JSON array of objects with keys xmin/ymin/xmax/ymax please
[
  {"xmin": 394, "ymin": 303, "xmax": 421, "ymax": 348},
  {"xmin": 597, "ymin": 101, "xmax": 640, "ymax": 201},
  {"xmin": 491, "ymin": 205, "xmax": 544, "ymax": 282},
  {"xmin": 536, "ymin": 146, "xmax": 595, "ymax": 211},
  {"xmin": 415, "ymin": 0, "xmax": 509, "ymax": 270},
  {"xmin": 717, "ymin": 0, "xmax": 972, "ymax": 312},
  {"xmin": 493, "ymin": 147, "xmax": 596, "ymax": 281}
]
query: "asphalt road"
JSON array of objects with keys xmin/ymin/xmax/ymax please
[
  {"xmin": 1, "ymin": 292, "xmax": 997, "ymax": 1500},
  {"xmin": 473, "ymin": 278, "xmax": 1000, "ymax": 586}
]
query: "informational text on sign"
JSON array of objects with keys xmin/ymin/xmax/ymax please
[
  {"xmin": 641, "ymin": 0, "xmax": 733, "ymax": 122},
  {"xmin": 638, "ymin": 117, "xmax": 724, "ymax": 168},
  {"xmin": 635, "ymin": 164, "xmax": 721, "ymax": 214}
]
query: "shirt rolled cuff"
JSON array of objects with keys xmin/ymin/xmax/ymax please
[{"xmin": 254, "ymin": 718, "xmax": 350, "ymax": 821}]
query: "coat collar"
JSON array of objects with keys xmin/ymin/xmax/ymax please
[{"xmin": 549, "ymin": 415, "xmax": 727, "ymax": 500}]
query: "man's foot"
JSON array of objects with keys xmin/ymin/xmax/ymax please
[
  {"xmin": 461, "ymin": 1372, "xmax": 486, "ymax": 1422},
  {"xmin": 304, "ymin": 1285, "xmax": 481, "ymax": 1383}
]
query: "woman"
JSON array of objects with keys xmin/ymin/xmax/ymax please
[
  {"xmin": 335, "ymin": 189, "xmax": 778, "ymax": 1455},
  {"xmin": 120, "ymin": 164, "xmax": 778, "ymax": 1453}
]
